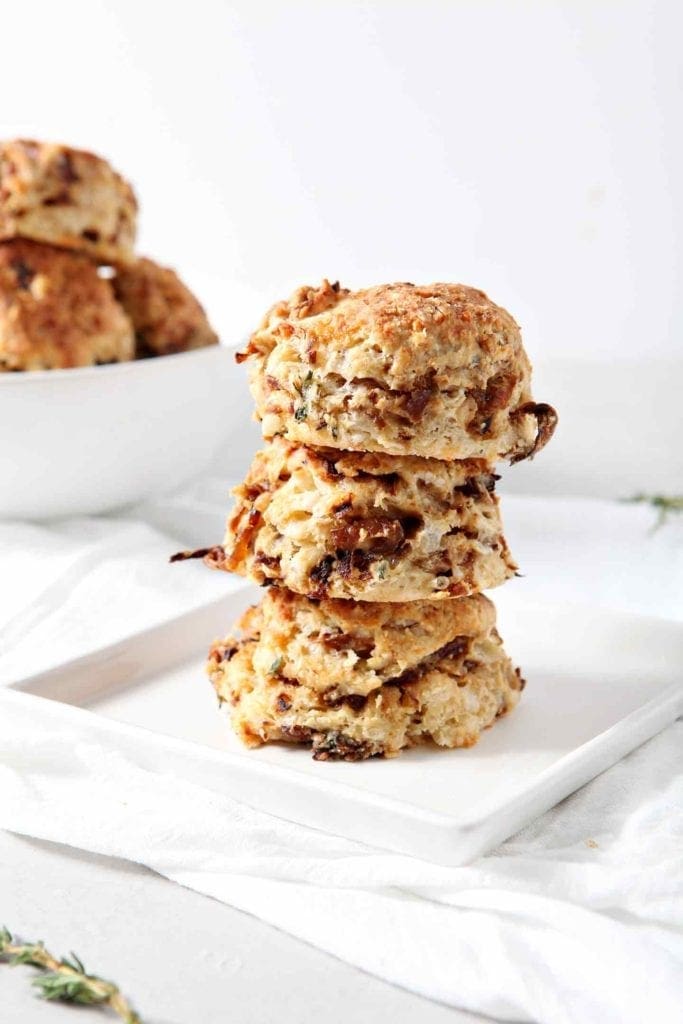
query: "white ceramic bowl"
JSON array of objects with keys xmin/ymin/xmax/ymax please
[{"xmin": 0, "ymin": 346, "xmax": 244, "ymax": 519}]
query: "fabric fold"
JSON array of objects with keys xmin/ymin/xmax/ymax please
[
  {"xmin": 1, "ymin": 493, "xmax": 681, "ymax": 1023},
  {"xmin": 0, "ymin": 695, "xmax": 681, "ymax": 1024}
]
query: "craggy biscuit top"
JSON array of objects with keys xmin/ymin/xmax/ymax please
[
  {"xmin": 246, "ymin": 280, "xmax": 528, "ymax": 389},
  {"xmin": 239, "ymin": 280, "xmax": 557, "ymax": 462},
  {"xmin": 113, "ymin": 257, "xmax": 218, "ymax": 356},
  {"xmin": 0, "ymin": 139, "xmax": 137, "ymax": 264},
  {"xmin": 0, "ymin": 239, "xmax": 134, "ymax": 370}
]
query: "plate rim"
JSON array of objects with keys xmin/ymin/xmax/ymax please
[{"xmin": 5, "ymin": 589, "xmax": 683, "ymax": 839}]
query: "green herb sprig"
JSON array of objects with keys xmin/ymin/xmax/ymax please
[
  {"xmin": 0, "ymin": 927, "xmax": 141, "ymax": 1022},
  {"xmin": 621, "ymin": 493, "xmax": 683, "ymax": 530}
]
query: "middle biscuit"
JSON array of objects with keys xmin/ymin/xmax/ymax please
[{"xmin": 210, "ymin": 437, "xmax": 516, "ymax": 601}]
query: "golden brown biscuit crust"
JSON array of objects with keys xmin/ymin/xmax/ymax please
[
  {"xmin": 213, "ymin": 438, "xmax": 516, "ymax": 601},
  {"xmin": 240, "ymin": 280, "xmax": 557, "ymax": 462},
  {"xmin": 210, "ymin": 587, "xmax": 497, "ymax": 698},
  {"xmin": 113, "ymin": 257, "xmax": 218, "ymax": 356},
  {"xmin": 0, "ymin": 240, "xmax": 134, "ymax": 370},
  {"xmin": 0, "ymin": 139, "xmax": 137, "ymax": 264},
  {"xmin": 207, "ymin": 592, "xmax": 522, "ymax": 760}
]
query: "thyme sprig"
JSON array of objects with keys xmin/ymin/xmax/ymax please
[
  {"xmin": 621, "ymin": 493, "xmax": 683, "ymax": 530},
  {"xmin": 0, "ymin": 927, "xmax": 141, "ymax": 1022}
]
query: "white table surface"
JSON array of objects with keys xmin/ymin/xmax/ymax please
[{"xmin": 0, "ymin": 830, "xmax": 487, "ymax": 1024}]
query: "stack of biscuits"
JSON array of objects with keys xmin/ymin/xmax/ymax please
[
  {"xmin": 0, "ymin": 139, "xmax": 217, "ymax": 371},
  {"xmin": 178, "ymin": 280, "xmax": 556, "ymax": 760}
]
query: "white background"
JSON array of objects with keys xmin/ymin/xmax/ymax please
[
  {"xmin": 1, "ymin": 0, "xmax": 680, "ymax": 363},
  {"xmin": 4, "ymin": 0, "xmax": 681, "ymax": 497}
]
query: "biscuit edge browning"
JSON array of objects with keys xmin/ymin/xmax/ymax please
[
  {"xmin": 0, "ymin": 139, "xmax": 138, "ymax": 265},
  {"xmin": 113, "ymin": 257, "xmax": 219, "ymax": 357},
  {"xmin": 236, "ymin": 280, "xmax": 555, "ymax": 463},
  {"xmin": 206, "ymin": 438, "xmax": 517, "ymax": 602},
  {"xmin": 206, "ymin": 592, "xmax": 523, "ymax": 761},
  {"xmin": 0, "ymin": 238, "xmax": 134, "ymax": 370}
]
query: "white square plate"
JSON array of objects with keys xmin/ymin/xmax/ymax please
[{"xmin": 8, "ymin": 585, "xmax": 683, "ymax": 866}]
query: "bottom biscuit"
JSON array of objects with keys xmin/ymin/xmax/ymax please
[{"xmin": 207, "ymin": 596, "xmax": 524, "ymax": 761}]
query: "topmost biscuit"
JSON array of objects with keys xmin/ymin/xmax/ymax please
[
  {"xmin": 240, "ymin": 280, "xmax": 557, "ymax": 463},
  {"xmin": 0, "ymin": 140, "xmax": 137, "ymax": 264}
]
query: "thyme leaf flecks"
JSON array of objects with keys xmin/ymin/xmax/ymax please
[
  {"xmin": 268, "ymin": 656, "xmax": 284, "ymax": 676},
  {"xmin": 293, "ymin": 370, "xmax": 314, "ymax": 395},
  {"xmin": 621, "ymin": 493, "xmax": 683, "ymax": 530},
  {"xmin": 0, "ymin": 927, "xmax": 141, "ymax": 1023},
  {"xmin": 293, "ymin": 371, "xmax": 314, "ymax": 421}
]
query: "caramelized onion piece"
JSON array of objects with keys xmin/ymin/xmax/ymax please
[{"xmin": 510, "ymin": 402, "xmax": 558, "ymax": 463}]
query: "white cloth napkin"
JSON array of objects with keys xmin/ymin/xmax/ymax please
[
  {"xmin": 0, "ymin": 509, "xmax": 233, "ymax": 684},
  {"xmin": 0, "ymin": 491, "xmax": 682, "ymax": 1024}
]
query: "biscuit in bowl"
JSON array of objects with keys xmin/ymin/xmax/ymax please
[
  {"xmin": 0, "ymin": 239, "xmax": 134, "ymax": 370},
  {"xmin": 113, "ymin": 257, "xmax": 218, "ymax": 356},
  {"xmin": 0, "ymin": 139, "xmax": 137, "ymax": 264},
  {"xmin": 202, "ymin": 438, "xmax": 516, "ymax": 601},
  {"xmin": 240, "ymin": 280, "xmax": 557, "ymax": 463},
  {"xmin": 207, "ymin": 590, "xmax": 522, "ymax": 760}
]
